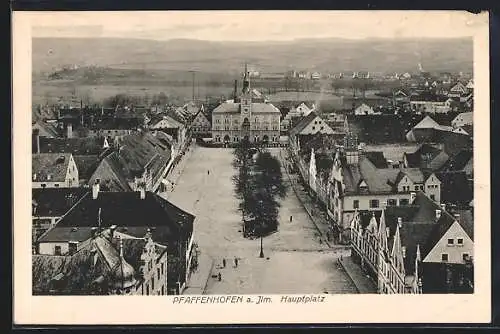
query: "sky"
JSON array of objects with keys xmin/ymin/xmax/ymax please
[{"xmin": 27, "ymin": 11, "xmax": 486, "ymax": 41}]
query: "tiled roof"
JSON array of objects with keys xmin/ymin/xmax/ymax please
[
  {"xmin": 33, "ymin": 121, "xmax": 60, "ymax": 138},
  {"xmin": 460, "ymin": 125, "xmax": 473, "ymax": 136},
  {"xmin": 37, "ymin": 137, "xmax": 106, "ymax": 155},
  {"xmin": 32, "ymin": 153, "xmax": 72, "ymax": 182},
  {"xmin": 32, "ymin": 188, "xmax": 88, "ymax": 217},
  {"xmin": 404, "ymin": 144, "xmax": 449, "ymax": 171},
  {"xmin": 32, "ymin": 244, "xmax": 108, "ymax": 295},
  {"xmin": 387, "ymin": 192, "xmax": 453, "ymax": 270},
  {"xmin": 95, "ymin": 132, "xmax": 172, "ymax": 189},
  {"xmin": 440, "ymin": 150, "xmax": 473, "ymax": 172},
  {"xmin": 289, "ymin": 112, "xmax": 318, "ymax": 137},
  {"xmin": 73, "ymin": 155, "xmax": 100, "ymax": 181},
  {"xmin": 32, "ymin": 233, "xmax": 156, "ymax": 295},
  {"xmin": 212, "ymin": 101, "xmax": 280, "ymax": 115},
  {"xmin": 364, "ymin": 151, "xmax": 388, "ymax": 168},
  {"xmin": 358, "ymin": 156, "xmax": 399, "ymax": 192},
  {"xmin": 47, "ymin": 191, "xmax": 195, "ymax": 247},
  {"xmin": 435, "ymin": 171, "xmax": 473, "ymax": 207}
]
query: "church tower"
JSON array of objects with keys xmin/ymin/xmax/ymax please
[{"xmin": 240, "ymin": 63, "xmax": 253, "ymax": 136}]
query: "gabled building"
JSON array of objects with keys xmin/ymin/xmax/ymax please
[
  {"xmin": 448, "ymin": 81, "xmax": 468, "ymax": 98},
  {"xmin": 190, "ymin": 109, "xmax": 212, "ymax": 137},
  {"xmin": 33, "ymin": 226, "xmax": 169, "ymax": 295},
  {"xmin": 32, "ymin": 153, "xmax": 79, "ymax": 189},
  {"xmin": 33, "ymin": 121, "xmax": 60, "ymax": 138},
  {"xmin": 289, "ymin": 112, "xmax": 335, "ymax": 155},
  {"xmin": 36, "ymin": 187, "xmax": 195, "ymax": 294},
  {"xmin": 149, "ymin": 114, "xmax": 187, "ymax": 146},
  {"xmin": 32, "ymin": 188, "xmax": 88, "ymax": 242},
  {"xmin": 89, "ymin": 132, "xmax": 172, "ymax": 192},
  {"xmin": 327, "ymin": 134, "xmax": 441, "ymax": 242},
  {"xmin": 403, "ymin": 144, "xmax": 450, "ymax": 172},
  {"xmin": 405, "ymin": 115, "xmax": 454, "ymax": 143},
  {"xmin": 451, "ymin": 112, "xmax": 473, "ymax": 129},
  {"xmin": 354, "ymin": 103, "xmax": 380, "ymax": 116},
  {"xmin": 350, "ymin": 192, "xmax": 473, "ymax": 294},
  {"xmin": 292, "ymin": 102, "xmax": 316, "ymax": 116}
]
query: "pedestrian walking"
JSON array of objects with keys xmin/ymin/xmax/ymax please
[
  {"xmin": 234, "ymin": 257, "xmax": 238, "ymax": 268},
  {"xmin": 222, "ymin": 258, "xmax": 226, "ymax": 268},
  {"xmin": 218, "ymin": 272, "xmax": 222, "ymax": 281},
  {"xmin": 289, "ymin": 215, "xmax": 293, "ymax": 223}
]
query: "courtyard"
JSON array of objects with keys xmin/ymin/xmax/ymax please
[{"xmin": 164, "ymin": 145, "xmax": 357, "ymax": 294}]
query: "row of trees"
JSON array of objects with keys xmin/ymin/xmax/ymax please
[{"xmin": 232, "ymin": 139, "xmax": 287, "ymax": 238}]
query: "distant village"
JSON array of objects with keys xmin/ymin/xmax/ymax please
[{"xmin": 32, "ymin": 64, "xmax": 474, "ymax": 295}]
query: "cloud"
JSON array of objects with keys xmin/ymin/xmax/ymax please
[{"xmin": 30, "ymin": 11, "xmax": 482, "ymax": 41}]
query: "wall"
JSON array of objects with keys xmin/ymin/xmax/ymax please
[
  {"xmin": 343, "ymin": 193, "xmax": 413, "ymax": 211},
  {"xmin": 299, "ymin": 116, "xmax": 335, "ymax": 135},
  {"xmin": 38, "ymin": 239, "xmax": 91, "ymax": 255}
]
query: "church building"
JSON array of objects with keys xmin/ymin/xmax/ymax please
[{"xmin": 211, "ymin": 64, "xmax": 281, "ymax": 144}]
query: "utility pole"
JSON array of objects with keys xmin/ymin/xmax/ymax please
[{"xmin": 189, "ymin": 71, "xmax": 196, "ymax": 102}]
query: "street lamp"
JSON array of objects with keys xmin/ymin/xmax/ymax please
[
  {"xmin": 258, "ymin": 199, "xmax": 265, "ymax": 258},
  {"xmin": 259, "ymin": 235, "xmax": 264, "ymax": 258}
]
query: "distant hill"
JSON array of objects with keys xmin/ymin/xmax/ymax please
[{"xmin": 33, "ymin": 37, "xmax": 473, "ymax": 76}]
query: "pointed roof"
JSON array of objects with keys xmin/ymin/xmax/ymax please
[
  {"xmin": 378, "ymin": 209, "xmax": 389, "ymax": 252},
  {"xmin": 412, "ymin": 115, "xmax": 441, "ymax": 130},
  {"xmin": 289, "ymin": 112, "xmax": 320, "ymax": 137},
  {"xmin": 391, "ymin": 224, "xmax": 405, "ymax": 274}
]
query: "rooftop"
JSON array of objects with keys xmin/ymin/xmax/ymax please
[
  {"xmin": 32, "ymin": 153, "xmax": 72, "ymax": 183},
  {"xmin": 40, "ymin": 191, "xmax": 195, "ymax": 247}
]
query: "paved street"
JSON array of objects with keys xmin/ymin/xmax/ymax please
[{"xmin": 165, "ymin": 145, "xmax": 357, "ymax": 294}]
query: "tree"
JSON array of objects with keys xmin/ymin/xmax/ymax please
[{"xmin": 232, "ymin": 142, "xmax": 288, "ymax": 238}]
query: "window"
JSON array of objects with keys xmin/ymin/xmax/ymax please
[
  {"xmin": 54, "ymin": 184, "xmax": 60, "ymax": 187},
  {"xmin": 146, "ymin": 284, "xmax": 150, "ymax": 295},
  {"xmin": 400, "ymin": 199, "xmax": 409, "ymax": 205},
  {"xmin": 151, "ymin": 277, "xmax": 155, "ymax": 290},
  {"xmin": 457, "ymin": 238, "xmax": 464, "ymax": 245},
  {"xmin": 430, "ymin": 194, "xmax": 435, "ymax": 201},
  {"xmin": 369, "ymin": 199, "xmax": 379, "ymax": 208},
  {"xmin": 157, "ymin": 268, "xmax": 160, "ymax": 279},
  {"xmin": 462, "ymin": 253, "xmax": 469, "ymax": 261},
  {"xmin": 447, "ymin": 238, "xmax": 454, "ymax": 245},
  {"xmin": 387, "ymin": 199, "xmax": 397, "ymax": 206},
  {"xmin": 54, "ymin": 245, "xmax": 61, "ymax": 255},
  {"xmin": 161, "ymin": 285, "xmax": 165, "ymax": 295},
  {"xmin": 441, "ymin": 253, "xmax": 449, "ymax": 262},
  {"xmin": 320, "ymin": 126, "xmax": 324, "ymax": 130},
  {"xmin": 353, "ymin": 200, "xmax": 359, "ymax": 209},
  {"xmin": 312, "ymin": 126, "xmax": 315, "ymax": 130}
]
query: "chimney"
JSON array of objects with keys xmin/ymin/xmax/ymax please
[
  {"xmin": 453, "ymin": 213, "xmax": 460, "ymax": 221},
  {"xmin": 386, "ymin": 227, "xmax": 390, "ymax": 237},
  {"xmin": 92, "ymin": 180, "xmax": 100, "ymax": 199},
  {"xmin": 110, "ymin": 225, "xmax": 117, "ymax": 239},
  {"xmin": 91, "ymin": 227, "xmax": 99, "ymax": 237},
  {"xmin": 410, "ymin": 192, "xmax": 416, "ymax": 203},
  {"xmin": 139, "ymin": 186, "xmax": 146, "ymax": 200},
  {"xmin": 33, "ymin": 129, "xmax": 41, "ymax": 154},
  {"xmin": 441, "ymin": 203, "xmax": 446, "ymax": 211},
  {"xmin": 397, "ymin": 217, "xmax": 403, "ymax": 228},
  {"xmin": 67, "ymin": 123, "xmax": 73, "ymax": 139},
  {"xmin": 435, "ymin": 209, "xmax": 442, "ymax": 220}
]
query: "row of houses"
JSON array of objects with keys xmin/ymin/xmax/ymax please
[
  {"xmin": 31, "ymin": 101, "xmax": 204, "ymax": 296},
  {"xmin": 287, "ymin": 110, "xmax": 474, "ymax": 294}
]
